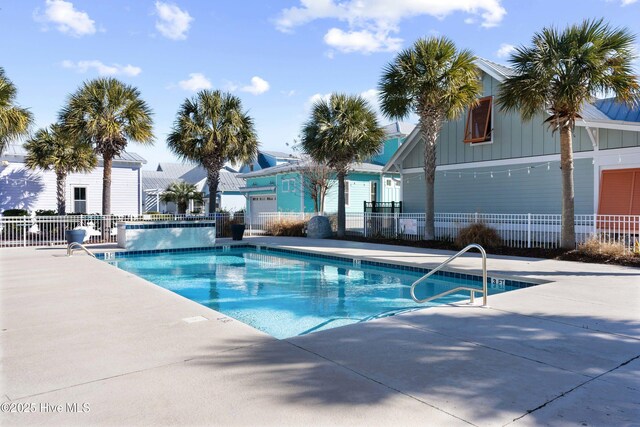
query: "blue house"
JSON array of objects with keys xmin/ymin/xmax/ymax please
[
  {"xmin": 385, "ymin": 58, "xmax": 640, "ymax": 216},
  {"xmin": 239, "ymin": 123, "xmax": 414, "ymax": 222},
  {"xmin": 236, "ymin": 150, "xmax": 298, "ymax": 173}
]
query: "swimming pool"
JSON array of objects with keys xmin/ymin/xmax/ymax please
[{"xmin": 105, "ymin": 246, "xmax": 531, "ymax": 339}]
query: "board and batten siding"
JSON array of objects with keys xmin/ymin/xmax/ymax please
[
  {"xmin": 402, "ymin": 158, "xmax": 594, "ymax": 215},
  {"xmin": 401, "ymin": 72, "xmax": 640, "ymax": 171},
  {"xmin": 0, "ymin": 162, "xmax": 141, "ymax": 215}
]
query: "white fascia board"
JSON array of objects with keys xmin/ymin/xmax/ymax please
[
  {"xmin": 576, "ymin": 119, "xmax": 640, "ymax": 133},
  {"xmin": 382, "ymin": 125, "xmax": 423, "ymax": 173}
]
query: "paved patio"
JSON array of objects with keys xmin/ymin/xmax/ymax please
[{"xmin": 1, "ymin": 237, "xmax": 639, "ymax": 426}]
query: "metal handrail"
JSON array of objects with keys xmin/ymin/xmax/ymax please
[
  {"xmin": 410, "ymin": 243, "xmax": 488, "ymax": 306},
  {"xmin": 66, "ymin": 242, "xmax": 96, "ymax": 258}
]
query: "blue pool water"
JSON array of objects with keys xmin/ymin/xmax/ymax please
[{"xmin": 107, "ymin": 247, "xmax": 522, "ymax": 339}]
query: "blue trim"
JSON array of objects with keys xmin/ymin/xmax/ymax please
[
  {"xmin": 124, "ymin": 221, "xmax": 216, "ymax": 230},
  {"xmin": 97, "ymin": 244, "xmax": 538, "ymax": 290}
]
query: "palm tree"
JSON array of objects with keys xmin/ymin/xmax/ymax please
[
  {"xmin": 301, "ymin": 93, "xmax": 385, "ymax": 237},
  {"xmin": 167, "ymin": 90, "xmax": 258, "ymax": 214},
  {"xmin": 161, "ymin": 181, "xmax": 203, "ymax": 214},
  {"xmin": 60, "ymin": 78, "xmax": 154, "ymax": 215},
  {"xmin": 0, "ymin": 67, "xmax": 33, "ymax": 155},
  {"xmin": 24, "ymin": 124, "xmax": 97, "ymax": 214},
  {"xmin": 379, "ymin": 37, "xmax": 481, "ymax": 240},
  {"xmin": 497, "ymin": 19, "xmax": 640, "ymax": 249}
]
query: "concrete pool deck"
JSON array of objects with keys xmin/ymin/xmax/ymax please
[{"xmin": 1, "ymin": 237, "xmax": 638, "ymax": 426}]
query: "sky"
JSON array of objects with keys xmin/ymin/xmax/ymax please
[{"xmin": 1, "ymin": 0, "xmax": 639, "ymax": 170}]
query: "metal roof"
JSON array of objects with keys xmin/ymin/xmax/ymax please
[
  {"xmin": 1, "ymin": 143, "xmax": 146, "ymax": 164},
  {"xmin": 156, "ymin": 162, "xmax": 198, "ymax": 177},
  {"xmin": 593, "ymin": 98, "xmax": 640, "ymax": 123},
  {"xmin": 143, "ymin": 163, "xmax": 245, "ymax": 194},
  {"xmin": 261, "ymin": 150, "xmax": 296, "ymax": 159},
  {"xmin": 383, "ymin": 121, "xmax": 416, "ymax": 136},
  {"xmin": 474, "ymin": 58, "xmax": 518, "ymax": 80},
  {"xmin": 240, "ymin": 160, "xmax": 383, "ymax": 179}
]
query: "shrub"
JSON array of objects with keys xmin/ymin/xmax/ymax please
[
  {"xmin": 456, "ymin": 223, "xmax": 502, "ymax": 248},
  {"xmin": 2, "ymin": 209, "xmax": 29, "ymax": 216},
  {"xmin": 35, "ymin": 209, "xmax": 57, "ymax": 216},
  {"xmin": 577, "ymin": 237, "xmax": 627, "ymax": 258},
  {"xmin": 266, "ymin": 218, "xmax": 307, "ymax": 237},
  {"xmin": 145, "ymin": 211, "xmax": 161, "ymax": 215}
]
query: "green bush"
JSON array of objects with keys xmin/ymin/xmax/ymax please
[
  {"xmin": 35, "ymin": 209, "xmax": 57, "ymax": 216},
  {"xmin": 2, "ymin": 209, "xmax": 29, "ymax": 216},
  {"xmin": 456, "ymin": 223, "xmax": 502, "ymax": 248}
]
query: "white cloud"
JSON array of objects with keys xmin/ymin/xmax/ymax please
[
  {"xmin": 35, "ymin": 0, "xmax": 96, "ymax": 37},
  {"xmin": 275, "ymin": 0, "xmax": 506, "ymax": 54},
  {"xmin": 240, "ymin": 76, "xmax": 270, "ymax": 95},
  {"xmin": 324, "ymin": 28, "xmax": 401, "ymax": 54},
  {"xmin": 621, "ymin": 0, "xmax": 638, "ymax": 5},
  {"xmin": 155, "ymin": 1, "xmax": 193, "ymax": 40},
  {"xmin": 281, "ymin": 90, "xmax": 296, "ymax": 97},
  {"xmin": 62, "ymin": 60, "xmax": 141, "ymax": 76},
  {"xmin": 178, "ymin": 73, "xmax": 212, "ymax": 92},
  {"xmin": 496, "ymin": 43, "xmax": 516, "ymax": 58}
]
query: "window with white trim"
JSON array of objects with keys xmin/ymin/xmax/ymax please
[
  {"xmin": 73, "ymin": 187, "xmax": 87, "ymax": 213},
  {"xmin": 385, "ymin": 178, "xmax": 392, "ymax": 187},
  {"xmin": 464, "ymin": 96, "xmax": 493, "ymax": 144},
  {"xmin": 282, "ymin": 179, "xmax": 290, "ymax": 192}
]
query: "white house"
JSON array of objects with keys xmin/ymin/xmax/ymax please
[
  {"xmin": 0, "ymin": 143, "xmax": 146, "ymax": 215},
  {"xmin": 142, "ymin": 163, "xmax": 245, "ymax": 213}
]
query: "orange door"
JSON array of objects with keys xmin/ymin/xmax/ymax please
[{"xmin": 598, "ymin": 169, "xmax": 639, "ymax": 215}]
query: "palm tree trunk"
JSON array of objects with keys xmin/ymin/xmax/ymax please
[
  {"xmin": 337, "ymin": 171, "xmax": 346, "ymax": 238},
  {"xmin": 102, "ymin": 155, "xmax": 112, "ymax": 215},
  {"xmin": 56, "ymin": 171, "xmax": 67, "ymax": 215},
  {"xmin": 421, "ymin": 114, "xmax": 441, "ymax": 240},
  {"xmin": 560, "ymin": 126, "xmax": 576, "ymax": 249},
  {"xmin": 207, "ymin": 168, "xmax": 220, "ymax": 214}
]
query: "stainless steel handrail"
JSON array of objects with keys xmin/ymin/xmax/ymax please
[
  {"xmin": 410, "ymin": 243, "xmax": 488, "ymax": 306},
  {"xmin": 67, "ymin": 242, "xmax": 96, "ymax": 258}
]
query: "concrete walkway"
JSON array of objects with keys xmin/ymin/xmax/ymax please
[{"xmin": 1, "ymin": 238, "xmax": 639, "ymax": 426}]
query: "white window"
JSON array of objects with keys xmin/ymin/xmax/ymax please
[
  {"xmin": 370, "ymin": 181, "xmax": 377, "ymax": 203},
  {"xmin": 344, "ymin": 180, "xmax": 350, "ymax": 206},
  {"xmin": 73, "ymin": 187, "xmax": 87, "ymax": 213},
  {"xmin": 385, "ymin": 178, "xmax": 392, "ymax": 187},
  {"xmin": 282, "ymin": 179, "xmax": 290, "ymax": 192}
]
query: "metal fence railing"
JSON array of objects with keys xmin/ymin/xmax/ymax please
[
  {"xmin": 1, "ymin": 212, "xmax": 638, "ymax": 252},
  {"xmin": 0, "ymin": 213, "xmax": 240, "ymax": 247}
]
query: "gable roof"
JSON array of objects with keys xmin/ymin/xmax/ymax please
[
  {"xmin": 1, "ymin": 143, "xmax": 146, "ymax": 165},
  {"xmin": 143, "ymin": 163, "xmax": 245, "ymax": 194},
  {"xmin": 239, "ymin": 159, "xmax": 384, "ymax": 178},
  {"xmin": 383, "ymin": 121, "xmax": 416, "ymax": 136},
  {"xmin": 156, "ymin": 162, "xmax": 197, "ymax": 177}
]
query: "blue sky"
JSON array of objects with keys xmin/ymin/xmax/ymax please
[{"xmin": 2, "ymin": 0, "xmax": 639, "ymax": 169}]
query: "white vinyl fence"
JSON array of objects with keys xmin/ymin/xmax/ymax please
[
  {"xmin": 360, "ymin": 212, "xmax": 640, "ymax": 252},
  {"xmin": 0, "ymin": 213, "xmax": 234, "ymax": 247},
  {"xmin": 1, "ymin": 212, "xmax": 638, "ymax": 252}
]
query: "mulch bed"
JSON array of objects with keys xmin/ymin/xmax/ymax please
[{"xmin": 332, "ymin": 236, "xmax": 640, "ymax": 268}]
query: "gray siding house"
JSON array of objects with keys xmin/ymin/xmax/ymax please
[{"xmin": 384, "ymin": 58, "xmax": 640, "ymax": 216}]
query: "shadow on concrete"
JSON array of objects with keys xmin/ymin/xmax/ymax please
[{"xmin": 187, "ymin": 308, "xmax": 640, "ymax": 425}]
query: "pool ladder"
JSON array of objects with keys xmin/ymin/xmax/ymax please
[
  {"xmin": 67, "ymin": 242, "xmax": 96, "ymax": 258},
  {"xmin": 410, "ymin": 243, "xmax": 488, "ymax": 306}
]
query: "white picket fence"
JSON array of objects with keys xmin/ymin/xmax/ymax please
[{"xmin": 1, "ymin": 211, "xmax": 638, "ymax": 252}]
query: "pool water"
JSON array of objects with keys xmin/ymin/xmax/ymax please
[{"xmin": 107, "ymin": 248, "xmax": 517, "ymax": 339}]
